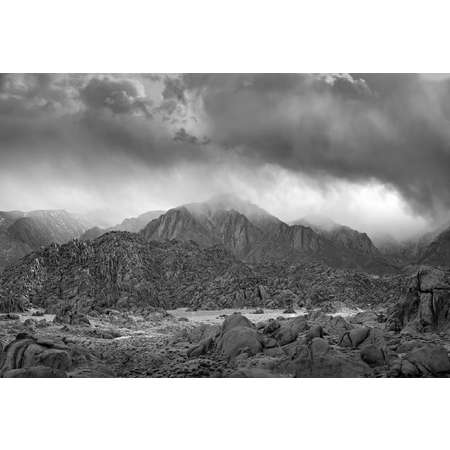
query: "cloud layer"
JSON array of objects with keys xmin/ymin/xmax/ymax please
[{"xmin": 0, "ymin": 73, "xmax": 449, "ymax": 239}]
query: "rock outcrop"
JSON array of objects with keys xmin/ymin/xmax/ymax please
[
  {"xmin": 0, "ymin": 332, "xmax": 111, "ymax": 377},
  {"xmin": 387, "ymin": 267, "xmax": 450, "ymax": 332}
]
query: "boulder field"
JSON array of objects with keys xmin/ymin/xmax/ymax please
[
  {"xmin": 1, "ymin": 305, "xmax": 449, "ymax": 377},
  {"xmin": 0, "ymin": 265, "xmax": 449, "ymax": 378},
  {"xmin": 183, "ymin": 308, "xmax": 450, "ymax": 378}
]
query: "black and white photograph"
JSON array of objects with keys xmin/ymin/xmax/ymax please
[
  {"xmin": 1, "ymin": 2, "xmax": 449, "ymax": 449},
  {"xmin": 1, "ymin": 72, "xmax": 449, "ymax": 379}
]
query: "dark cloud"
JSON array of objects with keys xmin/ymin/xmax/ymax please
[
  {"xmin": 80, "ymin": 76, "xmax": 152, "ymax": 117},
  {"xmin": 175, "ymin": 73, "xmax": 450, "ymax": 218},
  {"xmin": 0, "ymin": 73, "xmax": 450, "ymax": 234},
  {"xmin": 161, "ymin": 76, "xmax": 186, "ymax": 103},
  {"xmin": 0, "ymin": 74, "xmax": 210, "ymax": 169},
  {"xmin": 173, "ymin": 127, "xmax": 199, "ymax": 144}
]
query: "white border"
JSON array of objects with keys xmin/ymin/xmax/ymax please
[
  {"xmin": 1, "ymin": 379, "xmax": 449, "ymax": 450},
  {"xmin": 1, "ymin": 1, "xmax": 450, "ymax": 449},
  {"xmin": 1, "ymin": 0, "xmax": 450, "ymax": 72}
]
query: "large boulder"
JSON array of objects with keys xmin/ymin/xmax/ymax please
[
  {"xmin": 387, "ymin": 267, "xmax": 450, "ymax": 332},
  {"xmin": 305, "ymin": 325, "xmax": 324, "ymax": 341},
  {"xmin": 289, "ymin": 316, "xmax": 309, "ymax": 335},
  {"xmin": 217, "ymin": 327, "xmax": 262, "ymax": 359},
  {"xmin": 221, "ymin": 313, "xmax": 255, "ymax": 334},
  {"xmin": 0, "ymin": 333, "xmax": 72, "ymax": 376},
  {"xmin": 339, "ymin": 327, "xmax": 370, "ymax": 348},
  {"xmin": 0, "ymin": 332, "xmax": 110, "ymax": 377},
  {"xmin": 216, "ymin": 313, "xmax": 262, "ymax": 359},
  {"xmin": 390, "ymin": 345, "xmax": 450, "ymax": 377},
  {"xmin": 273, "ymin": 326, "xmax": 298, "ymax": 346},
  {"xmin": 404, "ymin": 345, "xmax": 450, "ymax": 376},
  {"xmin": 360, "ymin": 345, "xmax": 387, "ymax": 367},
  {"xmin": 261, "ymin": 316, "xmax": 308, "ymax": 347}
]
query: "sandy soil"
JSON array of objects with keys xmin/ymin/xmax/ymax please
[{"xmin": 168, "ymin": 306, "xmax": 361, "ymax": 325}]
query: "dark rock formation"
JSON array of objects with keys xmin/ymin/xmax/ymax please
[
  {"xmin": 387, "ymin": 267, "xmax": 450, "ymax": 332},
  {"xmin": 390, "ymin": 345, "xmax": 450, "ymax": 377},
  {"xmin": 0, "ymin": 332, "xmax": 111, "ymax": 377},
  {"xmin": 0, "ymin": 233, "xmax": 252, "ymax": 313},
  {"xmin": 216, "ymin": 313, "xmax": 262, "ymax": 359},
  {"xmin": 0, "ymin": 230, "xmax": 406, "ymax": 315}
]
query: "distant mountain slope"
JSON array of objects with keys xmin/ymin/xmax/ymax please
[
  {"xmin": 375, "ymin": 220, "xmax": 450, "ymax": 266},
  {"xmin": 142, "ymin": 196, "xmax": 398, "ymax": 274},
  {"xmin": 0, "ymin": 210, "xmax": 87, "ymax": 272},
  {"xmin": 292, "ymin": 215, "xmax": 380, "ymax": 257},
  {"xmin": 81, "ymin": 210, "xmax": 164, "ymax": 241},
  {"xmin": 419, "ymin": 227, "xmax": 450, "ymax": 266}
]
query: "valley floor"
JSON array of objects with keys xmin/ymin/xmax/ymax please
[{"xmin": 1, "ymin": 305, "xmax": 449, "ymax": 377}]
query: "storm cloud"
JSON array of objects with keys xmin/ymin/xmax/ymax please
[
  {"xmin": 0, "ymin": 73, "xmax": 449, "ymax": 238},
  {"xmin": 177, "ymin": 73, "xmax": 450, "ymax": 217}
]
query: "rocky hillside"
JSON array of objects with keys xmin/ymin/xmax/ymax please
[
  {"xmin": 0, "ymin": 210, "xmax": 88, "ymax": 272},
  {"xmin": 0, "ymin": 231, "xmax": 406, "ymax": 315},
  {"xmin": 0, "ymin": 232, "xmax": 253, "ymax": 313},
  {"xmin": 142, "ymin": 196, "xmax": 397, "ymax": 274},
  {"xmin": 81, "ymin": 210, "xmax": 164, "ymax": 241}
]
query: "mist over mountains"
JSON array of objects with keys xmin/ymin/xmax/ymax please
[
  {"xmin": 1, "ymin": 195, "xmax": 450, "ymax": 379},
  {"xmin": 1, "ymin": 194, "xmax": 449, "ymax": 276},
  {"xmin": 1, "ymin": 74, "xmax": 450, "ymax": 379},
  {"xmin": 1, "ymin": 74, "xmax": 450, "ymax": 242}
]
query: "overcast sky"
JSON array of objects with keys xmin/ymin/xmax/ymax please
[{"xmin": 1, "ymin": 73, "xmax": 449, "ymax": 240}]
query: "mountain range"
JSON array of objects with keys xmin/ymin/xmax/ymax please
[
  {"xmin": 80, "ymin": 210, "xmax": 165, "ymax": 241},
  {"xmin": 1, "ymin": 194, "xmax": 449, "ymax": 315},
  {"xmin": 140, "ymin": 194, "xmax": 397, "ymax": 274},
  {"xmin": 0, "ymin": 210, "xmax": 88, "ymax": 272},
  {"xmin": 0, "ymin": 195, "xmax": 450, "ymax": 277}
]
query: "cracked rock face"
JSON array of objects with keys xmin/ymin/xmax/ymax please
[{"xmin": 387, "ymin": 267, "xmax": 450, "ymax": 332}]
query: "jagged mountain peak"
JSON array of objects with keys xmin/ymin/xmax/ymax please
[{"xmin": 139, "ymin": 197, "xmax": 396, "ymax": 274}]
